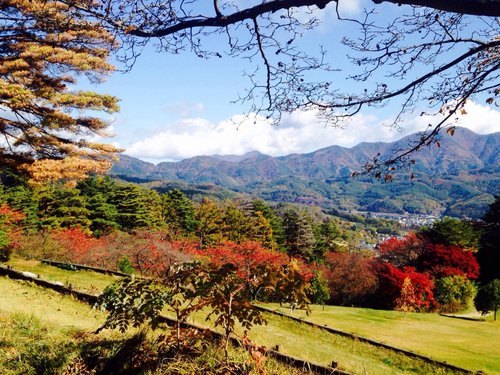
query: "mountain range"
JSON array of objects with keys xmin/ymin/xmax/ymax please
[{"xmin": 110, "ymin": 127, "xmax": 500, "ymax": 219}]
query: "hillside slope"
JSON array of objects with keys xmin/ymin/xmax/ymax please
[{"xmin": 111, "ymin": 128, "xmax": 500, "ymax": 218}]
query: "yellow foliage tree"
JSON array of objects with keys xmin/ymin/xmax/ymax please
[
  {"xmin": 395, "ymin": 276, "xmax": 418, "ymax": 318},
  {"xmin": 0, "ymin": 0, "xmax": 120, "ymax": 181}
]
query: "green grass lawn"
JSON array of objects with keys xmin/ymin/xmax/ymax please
[
  {"xmin": 170, "ymin": 307, "xmax": 463, "ymax": 374},
  {"xmin": 5, "ymin": 257, "xmax": 118, "ymax": 294},
  {"xmin": 0, "ymin": 277, "xmax": 304, "ymax": 375},
  {"xmin": 260, "ymin": 303, "xmax": 500, "ymax": 374},
  {"xmin": 0, "ymin": 276, "xmax": 107, "ymax": 332},
  {"xmin": 4, "ymin": 260, "xmax": 497, "ymax": 374}
]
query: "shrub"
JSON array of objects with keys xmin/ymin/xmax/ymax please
[
  {"xmin": 117, "ymin": 256, "xmax": 135, "ymax": 274},
  {"xmin": 435, "ymin": 275, "xmax": 477, "ymax": 313}
]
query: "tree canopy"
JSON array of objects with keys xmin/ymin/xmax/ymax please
[{"xmin": 0, "ymin": 0, "xmax": 120, "ymax": 178}]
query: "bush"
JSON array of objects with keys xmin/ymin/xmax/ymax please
[
  {"xmin": 435, "ymin": 275, "xmax": 477, "ymax": 313},
  {"xmin": 117, "ymin": 256, "xmax": 135, "ymax": 274}
]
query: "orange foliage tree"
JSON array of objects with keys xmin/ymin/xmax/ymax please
[
  {"xmin": 0, "ymin": 204, "xmax": 25, "ymax": 260},
  {"xmin": 1, "ymin": 0, "xmax": 121, "ymax": 181}
]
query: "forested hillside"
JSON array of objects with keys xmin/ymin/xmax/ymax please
[{"xmin": 111, "ymin": 128, "xmax": 499, "ymax": 218}]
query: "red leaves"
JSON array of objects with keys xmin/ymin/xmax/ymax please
[
  {"xmin": 0, "ymin": 204, "xmax": 25, "ymax": 249},
  {"xmin": 51, "ymin": 227, "xmax": 97, "ymax": 263},
  {"xmin": 377, "ymin": 263, "xmax": 436, "ymax": 310},
  {"xmin": 185, "ymin": 241, "xmax": 290, "ymax": 281},
  {"xmin": 324, "ymin": 252, "xmax": 378, "ymax": 306},
  {"xmin": 416, "ymin": 243, "xmax": 480, "ymax": 279},
  {"xmin": 378, "ymin": 233, "xmax": 425, "ymax": 267}
]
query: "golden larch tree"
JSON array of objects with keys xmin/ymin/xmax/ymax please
[{"xmin": 0, "ymin": 0, "xmax": 121, "ymax": 181}]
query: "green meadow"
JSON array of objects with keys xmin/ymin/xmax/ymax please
[{"xmin": 2, "ymin": 259, "xmax": 498, "ymax": 374}]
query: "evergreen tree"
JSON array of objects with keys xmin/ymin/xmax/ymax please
[
  {"xmin": 252, "ymin": 199, "xmax": 285, "ymax": 251},
  {"xmin": 4, "ymin": 185, "xmax": 40, "ymax": 232},
  {"xmin": 477, "ymin": 197, "xmax": 500, "ymax": 284},
  {"xmin": 35, "ymin": 185, "xmax": 90, "ymax": 229},
  {"xmin": 195, "ymin": 198, "xmax": 225, "ymax": 248},
  {"xmin": 78, "ymin": 176, "xmax": 120, "ymax": 235},
  {"xmin": 223, "ymin": 203, "xmax": 253, "ymax": 244},
  {"xmin": 420, "ymin": 217, "xmax": 480, "ymax": 251},
  {"xmin": 78, "ymin": 176, "xmax": 117, "ymax": 198},
  {"xmin": 111, "ymin": 183, "xmax": 162, "ymax": 231},
  {"xmin": 283, "ymin": 209, "xmax": 316, "ymax": 261},
  {"xmin": 161, "ymin": 189, "xmax": 197, "ymax": 235},
  {"xmin": 314, "ymin": 218, "xmax": 343, "ymax": 260},
  {"xmin": 251, "ymin": 211, "xmax": 276, "ymax": 251},
  {"xmin": 475, "ymin": 279, "xmax": 500, "ymax": 321},
  {"xmin": 87, "ymin": 193, "xmax": 120, "ymax": 235},
  {"xmin": 1, "ymin": 0, "xmax": 120, "ymax": 178}
]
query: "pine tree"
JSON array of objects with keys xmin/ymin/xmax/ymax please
[
  {"xmin": 223, "ymin": 203, "xmax": 253, "ymax": 244},
  {"xmin": 1, "ymin": 0, "xmax": 120, "ymax": 179},
  {"xmin": 477, "ymin": 197, "xmax": 500, "ymax": 284},
  {"xmin": 195, "ymin": 198, "xmax": 225, "ymax": 248},
  {"xmin": 314, "ymin": 218, "xmax": 343, "ymax": 260},
  {"xmin": 283, "ymin": 209, "xmax": 316, "ymax": 261},
  {"xmin": 4, "ymin": 185, "xmax": 40, "ymax": 232},
  {"xmin": 87, "ymin": 193, "xmax": 120, "ymax": 235},
  {"xmin": 35, "ymin": 185, "xmax": 90, "ymax": 229},
  {"xmin": 77, "ymin": 176, "xmax": 119, "ymax": 234},
  {"xmin": 161, "ymin": 189, "xmax": 197, "ymax": 235},
  {"xmin": 111, "ymin": 183, "xmax": 162, "ymax": 231},
  {"xmin": 252, "ymin": 199, "xmax": 285, "ymax": 251}
]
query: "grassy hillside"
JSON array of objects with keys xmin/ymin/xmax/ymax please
[
  {"xmin": 3, "ymin": 259, "xmax": 498, "ymax": 374},
  {"xmin": 261, "ymin": 304, "xmax": 500, "ymax": 374},
  {"xmin": 0, "ymin": 277, "xmax": 303, "ymax": 375}
]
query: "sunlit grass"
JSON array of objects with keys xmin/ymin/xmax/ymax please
[
  {"xmin": 165, "ymin": 307, "xmax": 461, "ymax": 374},
  {"xmin": 3, "ymin": 260, "xmax": 496, "ymax": 374},
  {"xmin": 0, "ymin": 277, "xmax": 305, "ymax": 375},
  {"xmin": 6, "ymin": 256, "xmax": 118, "ymax": 294},
  {"xmin": 0, "ymin": 277, "xmax": 106, "ymax": 332},
  {"xmin": 260, "ymin": 303, "xmax": 500, "ymax": 374}
]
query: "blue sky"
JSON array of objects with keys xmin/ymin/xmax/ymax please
[{"xmin": 82, "ymin": 0, "xmax": 500, "ymax": 163}]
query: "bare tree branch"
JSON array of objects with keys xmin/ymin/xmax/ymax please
[{"xmin": 58, "ymin": 0, "xmax": 500, "ymax": 176}]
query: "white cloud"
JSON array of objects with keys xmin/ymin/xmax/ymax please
[
  {"xmin": 125, "ymin": 101, "xmax": 499, "ymax": 163},
  {"xmin": 395, "ymin": 101, "xmax": 500, "ymax": 138},
  {"xmin": 454, "ymin": 101, "xmax": 500, "ymax": 134}
]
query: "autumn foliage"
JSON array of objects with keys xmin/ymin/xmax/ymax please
[
  {"xmin": 323, "ymin": 252, "xmax": 378, "ymax": 306},
  {"xmin": 0, "ymin": 204, "xmax": 25, "ymax": 260},
  {"xmin": 1, "ymin": 0, "xmax": 121, "ymax": 179},
  {"xmin": 378, "ymin": 233, "xmax": 425, "ymax": 267},
  {"xmin": 415, "ymin": 243, "xmax": 480, "ymax": 279},
  {"xmin": 375, "ymin": 263, "xmax": 436, "ymax": 310}
]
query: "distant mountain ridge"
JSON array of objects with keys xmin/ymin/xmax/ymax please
[{"xmin": 110, "ymin": 128, "xmax": 500, "ymax": 218}]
